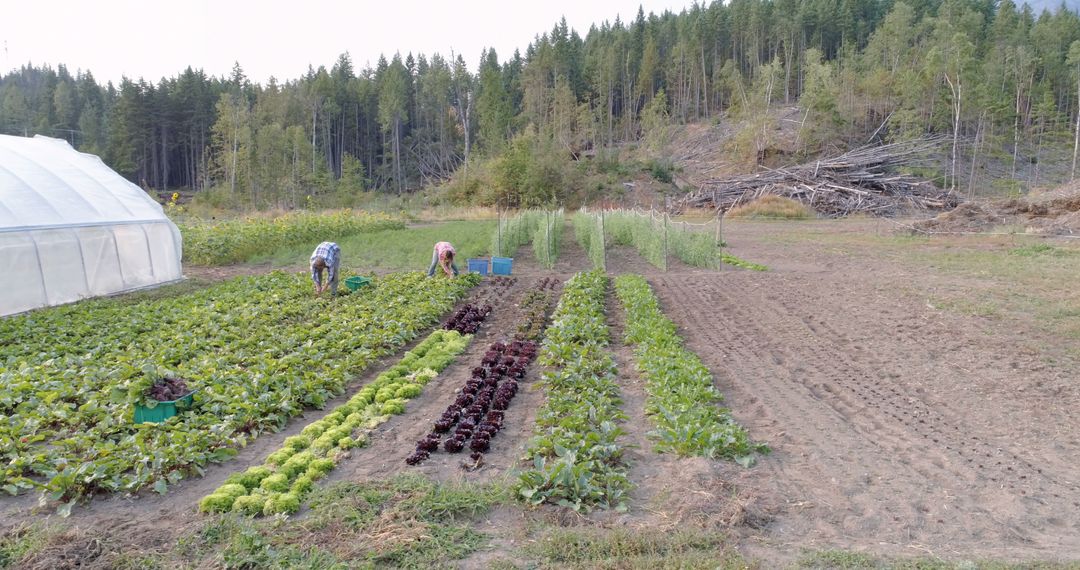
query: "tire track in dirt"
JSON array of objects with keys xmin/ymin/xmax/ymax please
[
  {"xmin": 766, "ymin": 286, "xmax": 1071, "ymax": 496},
  {"xmin": 653, "ymin": 271, "xmax": 1080, "ymax": 557}
]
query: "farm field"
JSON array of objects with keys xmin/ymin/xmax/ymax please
[{"xmin": 2, "ymin": 215, "xmax": 1080, "ymax": 568}]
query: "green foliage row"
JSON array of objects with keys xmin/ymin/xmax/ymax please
[
  {"xmin": 581, "ymin": 209, "xmax": 764, "ymax": 271},
  {"xmin": 531, "ymin": 209, "xmax": 564, "ymax": 269},
  {"xmin": 490, "ymin": 210, "xmax": 545, "ymax": 258},
  {"xmin": 667, "ymin": 219, "xmax": 726, "ymax": 269},
  {"xmin": 518, "ymin": 270, "xmax": 630, "ymax": 512},
  {"xmin": 200, "ymin": 329, "xmax": 471, "ymax": 516},
  {"xmin": 0, "ymin": 271, "xmax": 478, "ymax": 511},
  {"xmin": 572, "ymin": 210, "xmax": 606, "ymax": 270},
  {"xmin": 179, "ymin": 209, "xmax": 403, "ymax": 265},
  {"xmin": 603, "ymin": 210, "xmax": 669, "ymax": 269},
  {"xmin": 489, "ymin": 209, "xmax": 563, "ymax": 268},
  {"xmin": 614, "ymin": 275, "xmax": 767, "ymax": 465},
  {"xmin": 721, "ymin": 252, "xmax": 768, "ymax": 271},
  {"xmin": 253, "ymin": 219, "xmax": 496, "ymax": 271}
]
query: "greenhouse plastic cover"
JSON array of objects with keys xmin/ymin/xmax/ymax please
[{"xmin": 0, "ymin": 134, "xmax": 183, "ymax": 316}]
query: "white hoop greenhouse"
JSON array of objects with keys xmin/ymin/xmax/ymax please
[{"xmin": 0, "ymin": 135, "xmax": 183, "ymax": 316}]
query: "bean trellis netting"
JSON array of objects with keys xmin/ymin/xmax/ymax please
[
  {"xmin": 573, "ymin": 210, "xmax": 606, "ymax": 270},
  {"xmin": 532, "ymin": 209, "xmax": 564, "ymax": 269},
  {"xmin": 490, "ymin": 209, "xmax": 564, "ymax": 268},
  {"xmin": 575, "ymin": 208, "xmax": 738, "ymax": 271}
]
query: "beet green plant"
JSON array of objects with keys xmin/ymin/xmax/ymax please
[
  {"xmin": 517, "ymin": 270, "xmax": 630, "ymax": 512},
  {"xmin": 614, "ymin": 275, "xmax": 767, "ymax": 465}
]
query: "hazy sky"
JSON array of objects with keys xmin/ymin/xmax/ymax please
[
  {"xmin": 0, "ymin": 0, "xmax": 695, "ymax": 84},
  {"xmin": 1028, "ymin": 0, "xmax": 1080, "ymax": 11}
]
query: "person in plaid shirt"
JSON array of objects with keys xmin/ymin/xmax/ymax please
[{"xmin": 310, "ymin": 241, "xmax": 341, "ymax": 296}]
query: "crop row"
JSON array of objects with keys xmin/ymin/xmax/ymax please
[
  {"xmin": 515, "ymin": 278, "xmax": 559, "ymax": 341},
  {"xmin": 406, "ymin": 339, "xmax": 536, "ymax": 466},
  {"xmin": 438, "ymin": 273, "xmax": 514, "ymax": 337},
  {"xmin": 179, "ymin": 209, "xmax": 403, "ymax": 265},
  {"xmin": 408, "ymin": 278, "xmax": 558, "ymax": 467},
  {"xmin": 517, "ymin": 270, "xmax": 630, "ymax": 512},
  {"xmin": 0, "ymin": 271, "xmax": 478, "ymax": 510},
  {"xmin": 574, "ymin": 209, "xmax": 768, "ymax": 272},
  {"xmin": 573, "ymin": 211, "xmax": 605, "ymax": 270},
  {"xmin": 490, "ymin": 210, "xmax": 563, "ymax": 268},
  {"xmin": 491, "ymin": 210, "xmax": 545, "ymax": 259},
  {"xmin": 201, "ymin": 329, "xmax": 473, "ymax": 516},
  {"xmin": 614, "ymin": 275, "xmax": 766, "ymax": 465},
  {"xmin": 531, "ymin": 209, "xmax": 564, "ymax": 269}
]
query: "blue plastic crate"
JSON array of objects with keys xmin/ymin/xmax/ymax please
[
  {"xmin": 491, "ymin": 256, "xmax": 513, "ymax": 275},
  {"xmin": 466, "ymin": 258, "xmax": 489, "ymax": 275}
]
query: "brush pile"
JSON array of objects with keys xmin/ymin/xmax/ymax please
[{"xmin": 682, "ymin": 138, "xmax": 961, "ymax": 217}]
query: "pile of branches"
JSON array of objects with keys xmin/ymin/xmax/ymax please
[{"xmin": 682, "ymin": 137, "xmax": 961, "ymax": 217}]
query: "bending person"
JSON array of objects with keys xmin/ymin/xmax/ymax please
[
  {"xmin": 310, "ymin": 241, "xmax": 341, "ymax": 296},
  {"xmin": 426, "ymin": 241, "xmax": 459, "ymax": 278}
]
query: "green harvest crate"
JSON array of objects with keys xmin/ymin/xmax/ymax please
[
  {"xmin": 344, "ymin": 276, "xmax": 372, "ymax": 291},
  {"xmin": 134, "ymin": 391, "xmax": 196, "ymax": 424}
]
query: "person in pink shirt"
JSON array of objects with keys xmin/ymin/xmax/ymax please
[{"xmin": 426, "ymin": 241, "xmax": 459, "ymax": 277}]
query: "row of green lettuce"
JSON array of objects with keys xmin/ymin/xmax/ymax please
[
  {"xmin": 517, "ymin": 270, "xmax": 630, "ymax": 512},
  {"xmin": 614, "ymin": 275, "xmax": 767, "ymax": 466},
  {"xmin": 178, "ymin": 209, "xmax": 403, "ymax": 265},
  {"xmin": 200, "ymin": 329, "xmax": 471, "ymax": 516},
  {"xmin": 0, "ymin": 271, "xmax": 478, "ymax": 511}
]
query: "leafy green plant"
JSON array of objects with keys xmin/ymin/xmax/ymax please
[
  {"xmin": 614, "ymin": 275, "xmax": 767, "ymax": 464},
  {"xmin": 179, "ymin": 209, "xmax": 403, "ymax": 265},
  {"xmin": 517, "ymin": 271, "xmax": 630, "ymax": 512},
  {"xmin": 0, "ymin": 271, "xmax": 478, "ymax": 509},
  {"xmin": 202, "ymin": 328, "xmax": 472, "ymax": 515},
  {"xmin": 644, "ymin": 158, "xmax": 674, "ymax": 184},
  {"xmin": 721, "ymin": 252, "xmax": 768, "ymax": 271}
]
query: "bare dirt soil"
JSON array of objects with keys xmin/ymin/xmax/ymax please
[
  {"xmin": 4, "ymin": 218, "xmax": 1080, "ymax": 567},
  {"xmin": 645, "ymin": 220, "xmax": 1080, "ymax": 563}
]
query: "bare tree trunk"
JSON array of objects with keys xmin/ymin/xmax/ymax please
[
  {"xmin": 1034, "ymin": 116, "xmax": 1045, "ymax": 188},
  {"xmin": 1073, "ymin": 71, "xmax": 1080, "ymax": 180},
  {"xmin": 944, "ymin": 73, "xmax": 961, "ymax": 193},
  {"xmin": 701, "ymin": 45, "xmax": 709, "ymax": 119},
  {"xmin": 968, "ymin": 111, "xmax": 985, "ymax": 199},
  {"xmin": 1011, "ymin": 82, "xmax": 1022, "ymax": 179},
  {"xmin": 160, "ymin": 127, "xmax": 168, "ymax": 190},
  {"xmin": 230, "ymin": 112, "xmax": 239, "ymax": 196},
  {"xmin": 393, "ymin": 117, "xmax": 402, "ymax": 195}
]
